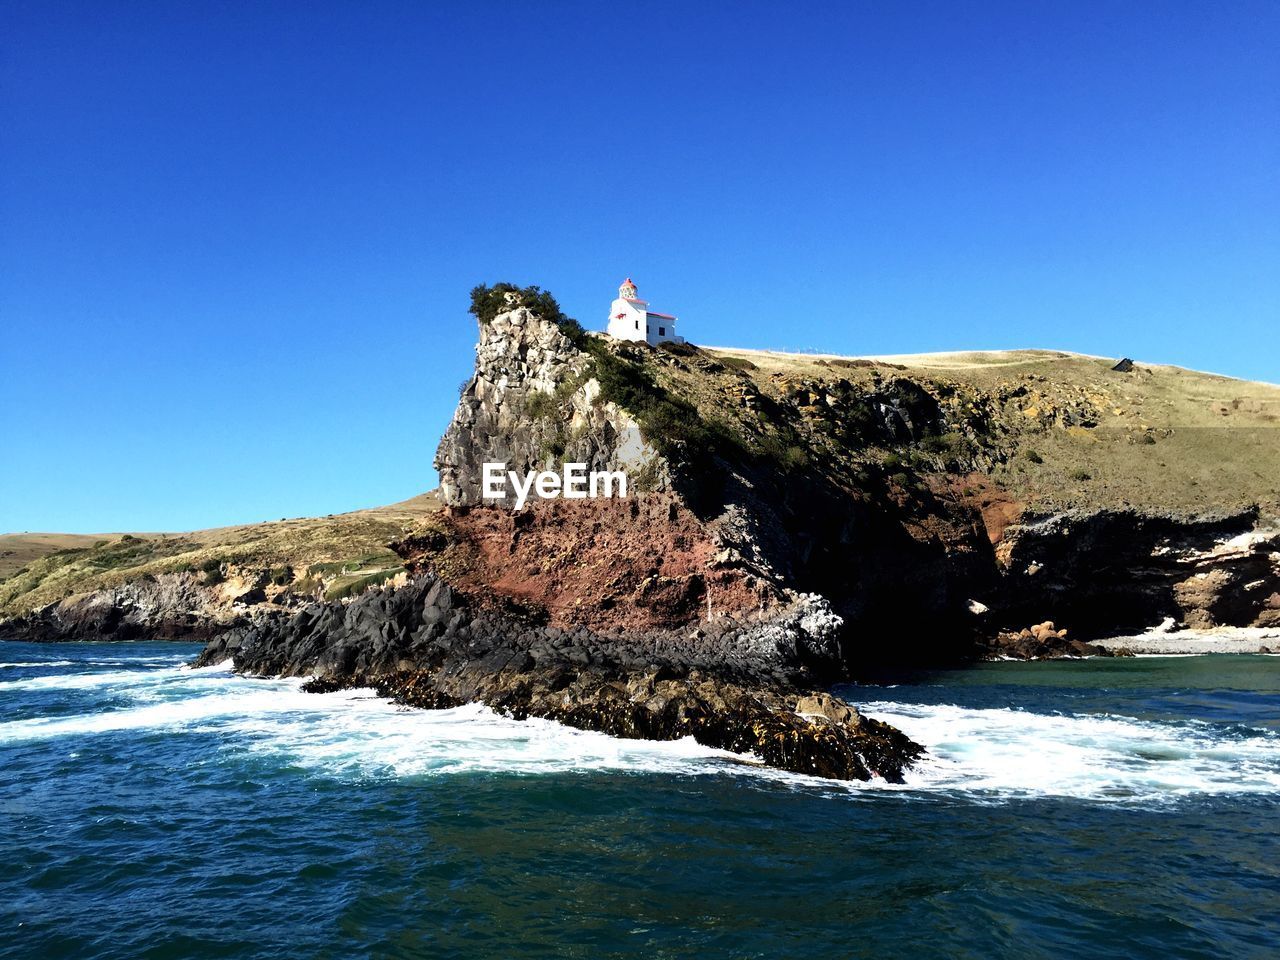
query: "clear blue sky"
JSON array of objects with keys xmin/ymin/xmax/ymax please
[{"xmin": 2, "ymin": 1, "xmax": 1277, "ymax": 533}]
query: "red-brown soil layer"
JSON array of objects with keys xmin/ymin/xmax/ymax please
[
  {"xmin": 430, "ymin": 496, "xmax": 775, "ymax": 630},
  {"xmin": 937, "ymin": 472, "xmax": 1024, "ymax": 546}
]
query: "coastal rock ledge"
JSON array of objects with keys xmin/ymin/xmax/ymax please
[{"xmin": 193, "ymin": 574, "xmax": 922, "ymax": 782}]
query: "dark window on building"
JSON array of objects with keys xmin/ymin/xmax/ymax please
[
  {"xmin": 635, "ymin": 320, "xmax": 639, "ymax": 330},
  {"xmin": 659, "ymin": 327, "xmax": 665, "ymax": 337}
]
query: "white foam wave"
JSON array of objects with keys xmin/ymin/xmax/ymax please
[
  {"xmin": 181, "ymin": 659, "xmax": 235, "ymax": 672},
  {"xmin": 0, "ymin": 660, "xmax": 77, "ymax": 668},
  {"xmin": 863, "ymin": 700, "xmax": 1280, "ymax": 801},
  {"xmin": 0, "ymin": 656, "xmax": 224, "ymax": 692},
  {"xmin": 4, "ymin": 657, "xmax": 1278, "ymax": 801},
  {"xmin": 0, "ymin": 666, "xmax": 195, "ymax": 692},
  {"xmin": 0, "ymin": 679, "xmax": 308, "ymax": 739},
  {"xmin": 0, "ymin": 674, "xmax": 749, "ymax": 778},
  {"xmin": 218, "ymin": 696, "xmax": 752, "ymax": 779}
]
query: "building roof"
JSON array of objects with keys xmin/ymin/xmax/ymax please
[{"xmin": 646, "ymin": 311, "xmax": 676, "ymax": 320}]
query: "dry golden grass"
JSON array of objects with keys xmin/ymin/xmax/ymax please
[
  {"xmin": 700, "ymin": 347, "xmax": 1280, "ymax": 515},
  {"xmin": 0, "ymin": 492, "xmax": 441, "ymax": 616},
  {"xmin": 0, "ymin": 533, "xmax": 122, "ymax": 582}
]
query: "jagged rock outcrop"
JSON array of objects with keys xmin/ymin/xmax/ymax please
[
  {"xmin": 983, "ymin": 620, "xmax": 1131, "ymax": 659},
  {"xmin": 993, "ymin": 508, "xmax": 1280, "ymax": 638},
  {"xmin": 435, "ymin": 305, "xmax": 668, "ymax": 507},
  {"xmin": 3, "ymin": 572, "xmax": 239, "ymax": 642},
  {"xmin": 307, "ymin": 669, "xmax": 921, "ymax": 782},
  {"xmin": 193, "ymin": 573, "xmax": 921, "ymax": 782}
]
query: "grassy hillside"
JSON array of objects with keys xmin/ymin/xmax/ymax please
[
  {"xmin": 694, "ymin": 347, "xmax": 1280, "ymax": 516},
  {"xmin": 0, "ymin": 533, "xmax": 127, "ymax": 582},
  {"xmin": 0, "ymin": 493, "xmax": 441, "ymax": 617}
]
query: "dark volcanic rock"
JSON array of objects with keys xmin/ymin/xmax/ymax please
[
  {"xmin": 195, "ymin": 574, "xmax": 846, "ymax": 684},
  {"xmin": 995, "ymin": 509, "xmax": 1280, "ymax": 638},
  {"xmin": 193, "ymin": 574, "xmax": 922, "ymax": 782},
  {"xmin": 305, "ymin": 667, "xmax": 921, "ymax": 782}
]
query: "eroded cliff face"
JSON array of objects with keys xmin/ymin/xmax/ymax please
[
  {"xmin": 428, "ymin": 306, "xmax": 802, "ymax": 633},
  {"xmin": 435, "ymin": 305, "xmax": 668, "ymax": 508},
  {"xmin": 426, "ymin": 307, "xmax": 1004, "ymax": 659},
  {"xmin": 3, "ymin": 572, "xmax": 238, "ymax": 642},
  {"xmin": 427, "ymin": 304, "xmax": 1280, "ymax": 665},
  {"xmin": 994, "ymin": 509, "xmax": 1280, "ymax": 638}
]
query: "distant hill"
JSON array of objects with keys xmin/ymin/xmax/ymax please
[{"xmin": 0, "ymin": 493, "xmax": 441, "ymax": 617}]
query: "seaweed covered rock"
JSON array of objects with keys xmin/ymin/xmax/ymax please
[{"xmin": 307, "ymin": 666, "xmax": 921, "ymax": 782}]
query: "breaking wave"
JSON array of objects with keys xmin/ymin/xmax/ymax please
[
  {"xmin": 0, "ymin": 660, "xmax": 77, "ymax": 668},
  {"xmin": 1, "ymin": 652, "xmax": 1277, "ymax": 803},
  {"xmin": 863, "ymin": 700, "xmax": 1280, "ymax": 801}
]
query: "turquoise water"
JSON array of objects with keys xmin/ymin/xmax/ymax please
[{"xmin": 2, "ymin": 642, "xmax": 1278, "ymax": 959}]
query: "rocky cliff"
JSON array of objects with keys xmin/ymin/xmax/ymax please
[
  {"xmin": 9, "ymin": 292, "xmax": 1274, "ymax": 663},
  {"xmin": 2, "ymin": 572, "xmax": 237, "ymax": 643},
  {"xmin": 420, "ymin": 293, "xmax": 1280, "ymax": 667},
  {"xmin": 436, "ymin": 303, "xmax": 668, "ymax": 507},
  {"xmin": 995, "ymin": 508, "xmax": 1280, "ymax": 635},
  {"xmin": 0, "ymin": 498, "xmax": 439, "ymax": 642},
  {"xmin": 420, "ymin": 299, "xmax": 1279, "ymax": 667}
]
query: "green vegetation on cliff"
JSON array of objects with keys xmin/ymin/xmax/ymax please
[
  {"xmin": 584, "ymin": 341, "xmax": 741, "ymax": 473},
  {"xmin": 469, "ymin": 282, "xmax": 587, "ymax": 345}
]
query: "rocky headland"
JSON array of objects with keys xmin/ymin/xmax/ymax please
[
  {"xmin": 4, "ymin": 284, "xmax": 1279, "ymax": 779},
  {"xmin": 193, "ymin": 573, "xmax": 920, "ymax": 781},
  {"xmin": 415, "ymin": 288, "xmax": 1280, "ymax": 666}
]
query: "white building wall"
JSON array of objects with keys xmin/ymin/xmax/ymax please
[
  {"xmin": 606, "ymin": 298, "xmax": 649, "ymax": 342},
  {"xmin": 646, "ymin": 314, "xmax": 682, "ymax": 346}
]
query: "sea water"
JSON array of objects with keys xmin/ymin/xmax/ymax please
[{"xmin": 1, "ymin": 641, "xmax": 1277, "ymax": 959}]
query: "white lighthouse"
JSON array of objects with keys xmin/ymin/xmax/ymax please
[{"xmin": 606, "ymin": 278, "xmax": 684, "ymax": 346}]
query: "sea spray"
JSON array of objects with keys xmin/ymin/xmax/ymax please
[{"xmin": 3, "ymin": 644, "xmax": 1279, "ymax": 802}]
